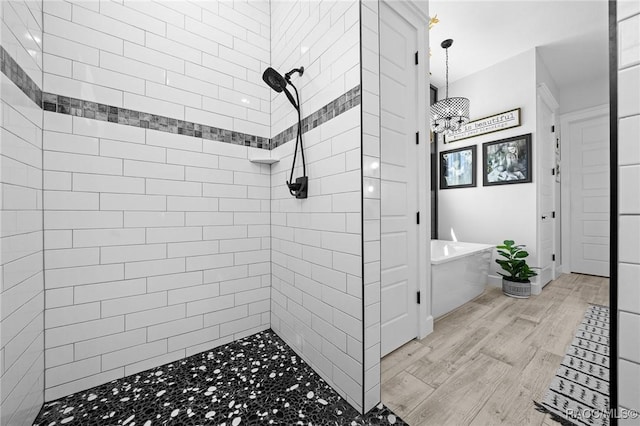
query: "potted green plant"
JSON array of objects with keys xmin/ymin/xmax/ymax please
[{"xmin": 495, "ymin": 240, "xmax": 538, "ymax": 298}]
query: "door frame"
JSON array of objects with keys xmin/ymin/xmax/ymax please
[
  {"xmin": 559, "ymin": 103, "xmax": 609, "ymax": 275},
  {"xmin": 378, "ymin": 0, "xmax": 432, "ymax": 345},
  {"xmin": 536, "ymin": 83, "xmax": 560, "ymax": 292}
]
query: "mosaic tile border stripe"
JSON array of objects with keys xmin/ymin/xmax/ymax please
[
  {"xmin": 41, "ymin": 92, "xmax": 271, "ymax": 149},
  {"xmin": 0, "ymin": 45, "xmax": 43, "ymax": 107},
  {"xmin": 271, "ymin": 85, "xmax": 361, "ymax": 148},
  {"xmin": 1, "ymin": 45, "xmax": 360, "ymax": 151}
]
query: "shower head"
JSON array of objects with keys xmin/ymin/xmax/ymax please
[
  {"xmin": 262, "ymin": 67, "xmax": 287, "ymax": 93},
  {"xmin": 262, "ymin": 66, "xmax": 308, "ymax": 198},
  {"xmin": 262, "ymin": 66, "xmax": 305, "ymax": 111}
]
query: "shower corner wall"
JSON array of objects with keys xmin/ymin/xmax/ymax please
[
  {"xmin": 39, "ymin": 0, "xmax": 272, "ymax": 405},
  {"xmin": 268, "ymin": 0, "xmax": 367, "ymax": 413},
  {"xmin": 0, "ymin": 0, "xmax": 46, "ymax": 424},
  {"xmin": 2, "ymin": 0, "xmax": 379, "ymax": 419},
  {"xmin": 360, "ymin": 0, "xmax": 383, "ymax": 414},
  {"xmin": 616, "ymin": 0, "xmax": 640, "ymax": 417}
]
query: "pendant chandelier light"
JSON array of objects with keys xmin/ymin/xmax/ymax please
[{"xmin": 431, "ymin": 39, "xmax": 470, "ymax": 135}]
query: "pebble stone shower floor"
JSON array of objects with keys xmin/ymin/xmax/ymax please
[{"xmin": 33, "ymin": 330, "xmax": 406, "ymax": 426}]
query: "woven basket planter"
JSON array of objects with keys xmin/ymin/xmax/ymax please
[{"xmin": 502, "ymin": 278, "xmax": 531, "ymax": 298}]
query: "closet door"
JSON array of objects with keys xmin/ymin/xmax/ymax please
[
  {"xmin": 568, "ymin": 109, "xmax": 610, "ymax": 277},
  {"xmin": 379, "ymin": 1, "xmax": 419, "ymax": 357}
]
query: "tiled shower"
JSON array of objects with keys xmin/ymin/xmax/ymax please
[{"xmin": 0, "ymin": 0, "xmax": 392, "ymax": 424}]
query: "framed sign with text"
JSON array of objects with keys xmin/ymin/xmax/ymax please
[{"xmin": 444, "ymin": 108, "xmax": 521, "ymax": 143}]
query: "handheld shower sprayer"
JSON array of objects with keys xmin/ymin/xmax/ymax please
[{"xmin": 262, "ymin": 66, "xmax": 307, "ymax": 199}]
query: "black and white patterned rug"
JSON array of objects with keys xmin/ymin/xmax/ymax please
[
  {"xmin": 535, "ymin": 305, "xmax": 610, "ymax": 426},
  {"xmin": 33, "ymin": 329, "xmax": 406, "ymax": 425}
]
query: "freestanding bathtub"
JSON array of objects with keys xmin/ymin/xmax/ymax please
[{"xmin": 431, "ymin": 240, "xmax": 494, "ymax": 319}]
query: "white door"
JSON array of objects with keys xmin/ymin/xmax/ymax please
[
  {"xmin": 568, "ymin": 111, "xmax": 610, "ymax": 277},
  {"xmin": 537, "ymin": 95, "xmax": 556, "ymax": 286},
  {"xmin": 380, "ymin": 1, "xmax": 419, "ymax": 357}
]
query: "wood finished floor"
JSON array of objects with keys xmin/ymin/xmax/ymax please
[{"xmin": 381, "ymin": 273, "xmax": 609, "ymax": 426}]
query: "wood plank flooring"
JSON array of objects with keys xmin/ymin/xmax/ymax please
[{"xmin": 381, "ymin": 273, "xmax": 609, "ymax": 426}]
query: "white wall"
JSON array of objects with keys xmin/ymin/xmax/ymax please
[
  {"xmin": 536, "ymin": 49, "xmax": 560, "ymax": 103},
  {"xmin": 42, "ymin": 0, "xmax": 270, "ymax": 138},
  {"xmin": 42, "ymin": 114, "xmax": 272, "ymax": 401},
  {"xmin": 269, "ymin": 0, "xmax": 363, "ymax": 412},
  {"xmin": 270, "ymin": 0, "xmax": 360, "ymax": 137},
  {"xmin": 41, "ymin": 0, "xmax": 272, "ymax": 401},
  {"xmin": 558, "ymin": 74, "xmax": 609, "ymax": 115},
  {"xmin": 0, "ymin": 1, "xmax": 45, "ymax": 424},
  {"xmin": 1, "ymin": 0, "xmax": 371, "ymax": 416},
  {"xmin": 437, "ymin": 49, "xmax": 538, "ymax": 283},
  {"xmin": 617, "ymin": 0, "xmax": 640, "ymax": 419},
  {"xmin": 361, "ymin": 0, "xmax": 382, "ymax": 412},
  {"xmin": 270, "ymin": 109, "xmax": 362, "ymax": 410}
]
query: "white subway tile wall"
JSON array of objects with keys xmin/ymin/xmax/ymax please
[
  {"xmin": 270, "ymin": 108, "xmax": 363, "ymax": 411},
  {"xmin": 41, "ymin": 0, "xmax": 272, "ymax": 402},
  {"xmin": 0, "ymin": 0, "xmax": 371, "ymax": 416},
  {"xmin": 42, "ymin": 110, "xmax": 272, "ymax": 400},
  {"xmin": 43, "ymin": 0, "xmax": 271, "ymax": 139},
  {"xmin": 0, "ymin": 0, "xmax": 45, "ymax": 424},
  {"xmin": 270, "ymin": 0, "xmax": 360, "ymax": 138},
  {"xmin": 269, "ymin": 0, "xmax": 363, "ymax": 411},
  {"xmin": 360, "ymin": 0, "xmax": 382, "ymax": 412},
  {"xmin": 618, "ymin": 1, "xmax": 640, "ymax": 416}
]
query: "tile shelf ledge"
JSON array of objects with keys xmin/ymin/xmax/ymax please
[{"xmin": 248, "ymin": 155, "xmax": 280, "ymax": 164}]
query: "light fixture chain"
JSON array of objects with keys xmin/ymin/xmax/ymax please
[
  {"xmin": 430, "ymin": 38, "xmax": 469, "ymax": 135},
  {"xmin": 445, "ymin": 47, "xmax": 449, "ymax": 99}
]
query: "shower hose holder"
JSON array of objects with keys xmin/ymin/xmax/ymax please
[{"xmin": 287, "ymin": 176, "xmax": 308, "ymax": 199}]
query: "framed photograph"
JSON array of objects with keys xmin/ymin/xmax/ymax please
[
  {"xmin": 482, "ymin": 133, "xmax": 532, "ymax": 186},
  {"xmin": 440, "ymin": 145, "xmax": 477, "ymax": 189}
]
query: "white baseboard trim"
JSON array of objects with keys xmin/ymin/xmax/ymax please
[
  {"xmin": 531, "ymin": 282, "xmax": 542, "ymax": 295},
  {"xmin": 488, "ymin": 274, "xmax": 502, "ymax": 288},
  {"xmin": 420, "ymin": 315, "xmax": 434, "ymax": 337}
]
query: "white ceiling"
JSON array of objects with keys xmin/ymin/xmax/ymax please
[{"xmin": 428, "ymin": 0, "xmax": 610, "ymax": 92}]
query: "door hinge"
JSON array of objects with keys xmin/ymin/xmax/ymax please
[
  {"xmin": 552, "ymin": 211, "xmax": 556, "ymax": 218},
  {"xmin": 415, "ymin": 51, "xmax": 419, "ymax": 65},
  {"xmin": 416, "ymin": 132, "xmax": 419, "ymax": 145},
  {"xmin": 552, "ymin": 254, "xmax": 556, "ymax": 261},
  {"xmin": 416, "ymin": 211, "xmax": 420, "ymax": 224},
  {"xmin": 552, "ymin": 168, "xmax": 556, "ymax": 175},
  {"xmin": 551, "ymin": 125, "xmax": 555, "ymax": 132},
  {"xmin": 417, "ymin": 291, "xmax": 421, "ymax": 304}
]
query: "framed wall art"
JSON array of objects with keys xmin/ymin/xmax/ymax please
[
  {"xmin": 440, "ymin": 145, "xmax": 477, "ymax": 189},
  {"xmin": 482, "ymin": 133, "xmax": 532, "ymax": 186}
]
